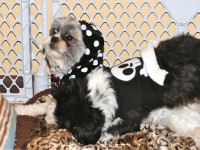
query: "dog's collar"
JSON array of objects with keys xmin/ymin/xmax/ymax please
[
  {"xmin": 51, "ymin": 74, "xmax": 60, "ymax": 86},
  {"xmin": 56, "ymin": 20, "xmax": 104, "ymax": 84}
]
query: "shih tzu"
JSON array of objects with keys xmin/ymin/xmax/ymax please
[{"xmin": 41, "ymin": 16, "xmax": 200, "ymax": 146}]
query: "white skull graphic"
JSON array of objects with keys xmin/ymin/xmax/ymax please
[{"xmin": 111, "ymin": 58, "xmax": 141, "ymax": 81}]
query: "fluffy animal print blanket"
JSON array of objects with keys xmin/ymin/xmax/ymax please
[
  {"xmin": 14, "ymin": 90, "xmax": 199, "ymax": 150},
  {"xmin": 27, "ymin": 119, "xmax": 198, "ymax": 150}
]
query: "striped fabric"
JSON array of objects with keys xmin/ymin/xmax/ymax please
[{"xmin": 0, "ymin": 94, "xmax": 16, "ymax": 150}]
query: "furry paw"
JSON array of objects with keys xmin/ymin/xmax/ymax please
[
  {"xmin": 45, "ymin": 111, "xmax": 57, "ymax": 125},
  {"xmin": 44, "ymin": 95, "xmax": 57, "ymax": 125},
  {"xmin": 33, "ymin": 94, "xmax": 57, "ymax": 125}
]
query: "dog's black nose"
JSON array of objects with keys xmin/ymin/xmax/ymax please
[{"xmin": 51, "ymin": 37, "xmax": 59, "ymax": 43}]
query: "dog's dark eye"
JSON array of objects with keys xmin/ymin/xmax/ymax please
[{"xmin": 64, "ymin": 34, "xmax": 73, "ymax": 41}]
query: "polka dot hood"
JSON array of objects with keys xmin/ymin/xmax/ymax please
[{"xmin": 63, "ymin": 20, "xmax": 104, "ymax": 80}]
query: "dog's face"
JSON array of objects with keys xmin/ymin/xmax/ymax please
[{"xmin": 43, "ymin": 17, "xmax": 86, "ymax": 78}]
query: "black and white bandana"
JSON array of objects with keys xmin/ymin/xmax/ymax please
[{"xmin": 53, "ymin": 20, "xmax": 104, "ymax": 85}]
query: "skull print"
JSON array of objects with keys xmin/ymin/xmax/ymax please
[{"xmin": 111, "ymin": 58, "xmax": 142, "ymax": 81}]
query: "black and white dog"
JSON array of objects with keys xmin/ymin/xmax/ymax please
[{"xmin": 43, "ymin": 16, "xmax": 200, "ymax": 145}]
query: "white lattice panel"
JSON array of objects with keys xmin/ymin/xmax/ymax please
[
  {"xmin": 0, "ymin": 0, "xmax": 32, "ymax": 102},
  {"xmin": 188, "ymin": 13, "xmax": 200, "ymax": 38},
  {"xmin": 30, "ymin": 0, "xmax": 47, "ymax": 73},
  {"xmin": 0, "ymin": 0, "xmax": 47, "ymax": 102},
  {"xmin": 52, "ymin": 0, "xmax": 177, "ymax": 67}
]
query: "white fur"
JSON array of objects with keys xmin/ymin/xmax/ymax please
[
  {"xmin": 143, "ymin": 103, "xmax": 200, "ymax": 146},
  {"xmin": 87, "ymin": 68, "xmax": 118, "ymax": 132},
  {"xmin": 98, "ymin": 117, "xmax": 123, "ymax": 141},
  {"xmin": 44, "ymin": 96, "xmax": 57, "ymax": 125},
  {"xmin": 99, "ymin": 132, "xmax": 115, "ymax": 142},
  {"xmin": 43, "ymin": 36, "xmax": 70, "ymax": 79},
  {"xmin": 141, "ymin": 40, "xmax": 168, "ymax": 86},
  {"xmin": 14, "ymin": 102, "xmax": 48, "ymax": 116}
]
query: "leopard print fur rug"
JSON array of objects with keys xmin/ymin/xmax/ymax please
[{"xmin": 26, "ymin": 115, "xmax": 199, "ymax": 150}]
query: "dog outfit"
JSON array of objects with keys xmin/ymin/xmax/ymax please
[
  {"xmin": 110, "ymin": 58, "xmax": 164, "ymax": 116},
  {"xmin": 110, "ymin": 41, "xmax": 169, "ymax": 115}
]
